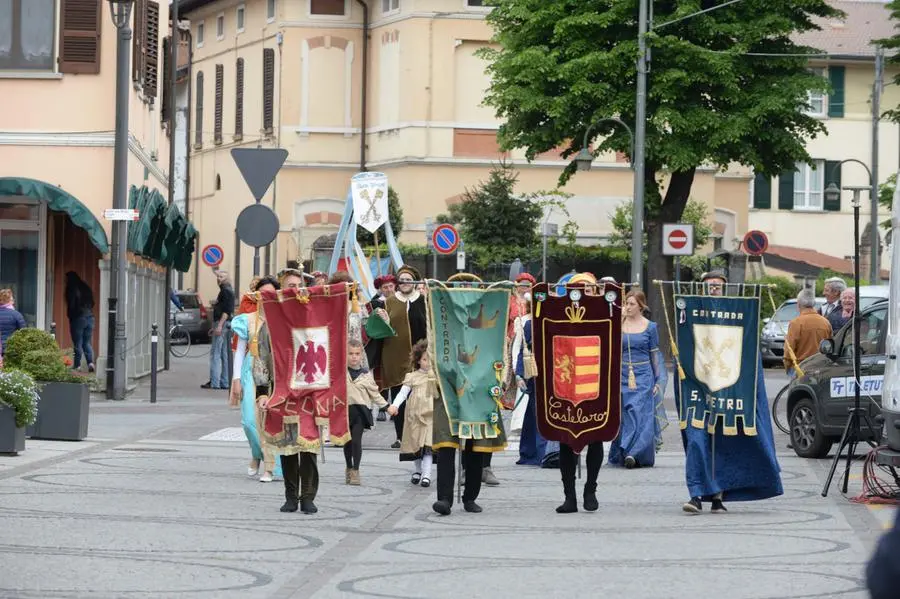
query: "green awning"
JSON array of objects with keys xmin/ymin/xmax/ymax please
[
  {"xmin": 176, "ymin": 223, "xmax": 197, "ymax": 273},
  {"xmin": 0, "ymin": 177, "xmax": 109, "ymax": 253},
  {"xmin": 128, "ymin": 186, "xmax": 167, "ymax": 258}
]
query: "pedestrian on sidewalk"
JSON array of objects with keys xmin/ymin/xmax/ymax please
[
  {"xmin": 204, "ymin": 270, "xmax": 234, "ymax": 390},
  {"xmin": 344, "ymin": 339, "xmax": 388, "ymax": 485},
  {"xmin": 387, "ymin": 339, "xmax": 436, "ymax": 488},
  {"xmin": 608, "ymin": 289, "xmax": 668, "ymax": 469},
  {"xmin": 64, "ymin": 272, "xmax": 95, "ymax": 372},
  {"xmin": 512, "ymin": 292, "xmax": 547, "ymax": 466},
  {"xmin": 783, "ymin": 288, "xmax": 831, "ymax": 378},
  {"xmin": 230, "ymin": 276, "xmax": 282, "ymax": 483},
  {"xmin": 0, "ymin": 288, "xmax": 26, "ymax": 351}
]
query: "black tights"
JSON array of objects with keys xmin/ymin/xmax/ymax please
[
  {"xmin": 390, "ymin": 385, "xmax": 406, "ymax": 441},
  {"xmin": 343, "ymin": 420, "xmax": 365, "ymax": 469},
  {"xmin": 559, "ymin": 442, "xmax": 603, "ymax": 494}
]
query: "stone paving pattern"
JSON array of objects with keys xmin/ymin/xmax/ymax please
[{"xmin": 0, "ymin": 351, "xmax": 894, "ymax": 599}]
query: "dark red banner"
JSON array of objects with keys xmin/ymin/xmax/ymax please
[
  {"xmin": 259, "ymin": 284, "xmax": 349, "ymax": 446},
  {"xmin": 532, "ymin": 282, "xmax": 622, "ymax": 452}
]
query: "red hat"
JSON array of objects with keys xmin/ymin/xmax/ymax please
[
  {"xmin": 381, "ymin": 274, "xmax": 396, "ymax": 285},
  {"xmin": 373, "ymin": 276, "xmax": 384, "ymax": 289},
  {"xmin": 515, "ymin": 273, "xmax": 536, "ymax": 285}
]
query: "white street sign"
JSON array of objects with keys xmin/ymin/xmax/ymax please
[
  {"xmin": 457, "ymin": 250, "xmax": 466, "ymax": 271},
  {"xmin": 661, "ymin": 223, "xmax": 695, "ymax": 256},
  {"xmin": 103, "ymin": 209, "xmax": 140, "ymax": 221}
]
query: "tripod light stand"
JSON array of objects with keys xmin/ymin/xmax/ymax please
[{"xmin": 821, "ymin": 181, "xmax": 879, "ymax": 498}]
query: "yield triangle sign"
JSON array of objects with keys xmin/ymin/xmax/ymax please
[{"xmin": 231, "ymin": 148, "xmax": 289, "ymax": 202}]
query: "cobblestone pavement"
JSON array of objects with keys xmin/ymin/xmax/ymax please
[{"xmin": 0, "ymin": 353, "xmax": 893, "ymax": 599}]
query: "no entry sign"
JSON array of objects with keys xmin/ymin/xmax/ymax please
[
  {"xmin": 432, "ymin": 224, "xmax": 460, "ymax": 255},
  {"xmin": 661, "ymin": 223, "xmax": 694, "ymax": 256},
  {"xmin": 201, "ymin": 244, "xmax": 224, "ymax": 268}
]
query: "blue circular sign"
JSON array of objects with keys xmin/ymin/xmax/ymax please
[
  {"xmin": 201, "ymin": 244, "xmax": 224, "ymax": 267},
  {"xmin": 743, "ymin": 230, "xmax": 769, "ymax": 256},
  {"xmin": 432, "ymin": 224, "xmax": 460, "ymax": 255}
]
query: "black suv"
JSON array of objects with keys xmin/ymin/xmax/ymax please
[{"xmin": 784, "ymin": 298, "xmax": 888, "ymax": 458}]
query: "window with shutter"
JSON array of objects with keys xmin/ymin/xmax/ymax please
[
  {"xmin": 267, "ymin": 0, "xmax": 276, "ymax": 21},
  {"xmin": 263, "ymin": 48, "xmax": 275, "ymax": 134},
  {"xmin": 195, "ymin": 71, "xmax": 204, "ymax": 148},
  {"xmin": 161, "ymin": 36, "xmax": 171, "ymax": 125},
  {"xmin": 214, "ymin": 64, "xmax": 224, "ymax": 144},
  {"xmin": 132, "ymin": 0, "xmax": 145, "ymax": 82},
  {"xmin": 143, "ymin": 1, "xmax": 160, "ymax": 100},
  {"xmin": 778, "ymin": 168, "xmax": 796, "ymax": 211},
  {"xmin": 827, "ymin": 66, "xmax": 845, "ymax": 118},
  {"xmin": 1, "ymin": 0, "xmax": 56, "ymax": 71},
  {"xmin": 235, "ymin": 58, "xmax": 245, "ymax": 140},
  {"xmin": 57, "ymin": 0, "xmax": 101, "ymax": 74},
  {"xmin": 752, "ymin": 172, "xmax": 771, "ymax": 210}
]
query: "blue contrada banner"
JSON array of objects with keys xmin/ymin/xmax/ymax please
[{"xmin": 674, "ymin": 294, "xmax": 760, "ymax": 436}]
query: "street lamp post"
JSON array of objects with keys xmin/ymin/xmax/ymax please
[{"xmin": 107, "ymin": 0, "xmax": 134, "ymax": 401}]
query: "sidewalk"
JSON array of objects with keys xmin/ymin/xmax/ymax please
[{"xmin": 0, "ymin": 356, "xmax": 893, "ymax": 598}]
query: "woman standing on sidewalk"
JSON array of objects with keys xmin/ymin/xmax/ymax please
[
  {"xmin": 608, "ymin": 289, "xmax": 668, "ymax": 469},
  {"xmin": 512, "ymin": 292, "xmax": 547, "ymax": 466},
  {"xmin": 230, "ymin": 276, "xmax": 282, "ymax": 483}
]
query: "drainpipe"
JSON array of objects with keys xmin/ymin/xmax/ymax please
[
  {"xmin": 164, "ymin": 0, "xmax": 179, "ymax": 371},
  {"xmin": 184, "ymin": 28, "xmax": 197, "ymax": 292},
  {"xmin": 354, "ymin": 0, "xmax": 369, "ymax": 172}
]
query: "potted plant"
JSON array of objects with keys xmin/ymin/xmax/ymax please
[
  {"xmin": 5, "ymin": 329, "xmax": 90, "ymax": 441},
  {"xmin": 0, "ymin": 369, "xmax": 40, "ymax": 455}
]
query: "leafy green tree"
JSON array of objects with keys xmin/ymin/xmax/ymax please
[
  {"xmin": 877, "ymin": 173, "xmax": 896, "ymax": 230},
  {"xmin": 435, "ymin": 162, "xmax": 545, "ymax": 247},
  {"xmin": 878, "ymin": 2, "xmax": 900, "ymax": 122},
  {"xmin": 747, "ymin": 275, "xmax": 801, "ymax": 321},
  {"xmin": 357, "ymin": 186, "xmax": 404, "ymax": 246},
  {"xmin": 480, "ymin": 0, "xmax": 838, "ymax": 300},
  {"xmin": 608, "ymin": 198, "xmax": 713, "ymax": 277}
]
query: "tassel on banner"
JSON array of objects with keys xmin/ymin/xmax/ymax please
[
  {"xmin": 628, "ymin": 366, "xmax": 637, "ymax": 390},
  {"xmin": 350, "ymin": 283, "xmax": 360, "ymax": 314}
]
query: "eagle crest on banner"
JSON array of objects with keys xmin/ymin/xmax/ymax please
[
  {"xmin": 692, "ymin": 324, "xmax": 743, "ymax": 393},
  {"xmin": 291, "ymin": 327, "xmax": 330, "ymax": 389}
]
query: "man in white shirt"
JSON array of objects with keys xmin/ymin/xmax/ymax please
[{"xmin": 819, "ymin": 277, "xmax": 846, "ymax": 318}]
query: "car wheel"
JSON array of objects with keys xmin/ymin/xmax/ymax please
[{"xmin": 789, "ymin": 397, "xmax": 833, "ymax": 459}]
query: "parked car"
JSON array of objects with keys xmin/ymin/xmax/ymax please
[
  {"xmin": 760, "ymin": 285, "xmax": 889, "ymax": 368},
  {"xmin": 170, "ymin": 290, "xmax": 210, "ymax": 341},
  {"xmin": 782, "ymin": 297, "xmax": 889, "ymax": 458}
]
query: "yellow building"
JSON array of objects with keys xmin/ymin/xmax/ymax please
[
  {"xmin": 180, "ymin": 0, "xmax": 751, "ymax": 299},
  {"xmin": 0, "ymin": 0, "xmax": 194, "ymax": 383},
  {"xmin": 753, "ymin": 0, "xmax": 896, "ymax": 283}
]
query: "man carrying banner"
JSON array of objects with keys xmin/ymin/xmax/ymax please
[
  {"xmin": 427, "ymin": 273, "xmax": 510, "ymax": 516},
  {"xmin": 668, "ymin": 270, "xmax": 783, "ymax": 514},
  {"xmin": 376, "ymin": 265, "xmax": 428, "ymax": 449},
  {"xmin": 532, "ymin": 272, "xmax": 624, "ymax": 514},
  {"xmin": 257, "ymin": 279, "xmax": 352, "ymax": 514}
]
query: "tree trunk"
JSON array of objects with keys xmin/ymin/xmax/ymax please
[{"xmin": 646, "ymin": 168, "xmax": 696, "ymax": 360}]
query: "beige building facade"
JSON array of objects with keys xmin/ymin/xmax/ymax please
[
  {"xmin": 181, "ymin": 0, "xmax": 751, "ymax": 299},
  {"xmin": 0, "ymin": 0, "xmax": 193, "ymax": 382}
]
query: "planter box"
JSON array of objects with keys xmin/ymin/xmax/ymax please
[
  {"xmin": 27, "ymin": 381, "xmax": 90, "ymax": 441},
  {"xmin": 0, "ymin": 404, "xmax": 25, "ymax": 455}
]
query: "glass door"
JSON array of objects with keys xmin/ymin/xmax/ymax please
[{"xmin": 0, "ymin": 229, "xmax": 40, "ymax": 327}]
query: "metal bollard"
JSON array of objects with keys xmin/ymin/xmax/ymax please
[{"xmin": 150, "ymin": 323, "xmax": 158, "ymax": 404}]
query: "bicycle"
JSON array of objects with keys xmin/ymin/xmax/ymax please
[
  {"xmin": 168, "ymin": 323, "xmax": 192, "ymax": 358},
  {"xmin": 771, "ymin": 382, "xmax": 791, "ymax": 435}
]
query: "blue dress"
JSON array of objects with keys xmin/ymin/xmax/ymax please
[
  {"xmin": 514, "ymin": 318, "xmax": 548, "ymax": 466},
  {"xmin": 609, "ymin": 321, "xmax": 668, "ymax": 467},
  {"xmin": 682, "ymin": 356, "xmax": 782, "ymax": 501},
  {"xmin": 231, "ymin": 313, "xmax": 282, "ymax": 478}
]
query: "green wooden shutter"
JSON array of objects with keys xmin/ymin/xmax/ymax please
[
  {"xmin": 828, "ymin": 66, "xmax": 845, "ymax": 118},
  {"xmin": 778, "ymin": 169, "xmax": 795, "ymax": 210},
  {"xmin": 753, "ymin": 172, "xmax": 771, "ymax": 209},
  {"xmin": 823, "ymin": 160, "xmax": 842, "ymax": 211}
]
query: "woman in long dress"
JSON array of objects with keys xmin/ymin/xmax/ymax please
[
  {"xmin": 608, "ymin": 289, "xmax": 668, "ymax": 469},
  {"xmin": 512, "ymin": 293, "xmax": 547, "ymax": 465},
  {"xmin": 230, "ymin": 276, "xmax": 283, "ymax": 482}
]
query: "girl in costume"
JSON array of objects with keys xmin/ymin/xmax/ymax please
[
  {"xmin": 387, "ymin": 339, "xmax": 436, "ymax": 487},
  {"xmin": 345, "ymin": 338, "xmax": 389, "ymax": 485},
  {"xmin": 512, "ymin": 292, "xmax": 547, "ymax": 465},
  {"xmin": 608, "ymin": 289, "xmax": 668, "ymax": 469},
  {"xmin": 229, "ymin": 276, "xmax": 283, "ymax": 483}
]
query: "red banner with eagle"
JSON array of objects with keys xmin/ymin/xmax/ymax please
[
  {"xmin": 259, "ymin": 284, "xmax": 350, "ymax": 451},
  {"xmin": 531, "ymin": 282, "xmax": 622, "ymax": 452}
]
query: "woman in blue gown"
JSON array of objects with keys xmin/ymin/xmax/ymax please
[
  {"xmin": 512, "ymin": 293, "xmax": 548, "ymax": 465},
  {"xmin": 229, "ymin": 277, "xmax": 282, "ymax": 482},
  {"xmin": 609, "ymin": 289, "xmax": 668, "ymax": 468}
]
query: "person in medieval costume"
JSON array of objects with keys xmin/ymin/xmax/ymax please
[
  {"xmin": 230, "ymin": 276, "xmax": 283, "ymax": 483},
  {"xmin": 608, "ymin": 288, "xmax": 668, "ymax": 468},
  {"xmin": 375, "ymin": 265, "xmax": 428, "ymax": 449},
  {"xmin": 365, "ymin": 274, "xmax": 395, "ymax": 398},
  {"xmin": 678, "ymin": 270, "xmax": 783, "ymax": 514},
  {"xmin": 552, "ymin": 272, "xmax": 604, "ymax": 514},
  {"xmin": 429, "ymin": 273, "xmax": 508, "ymax": 516},
  {"xmin": 512, "ymin": 291, "xmax": 548, "ymax": 465},
  {"xmin": 387, "ymin": 339, "xmax": 437, "ymax": 487}
]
